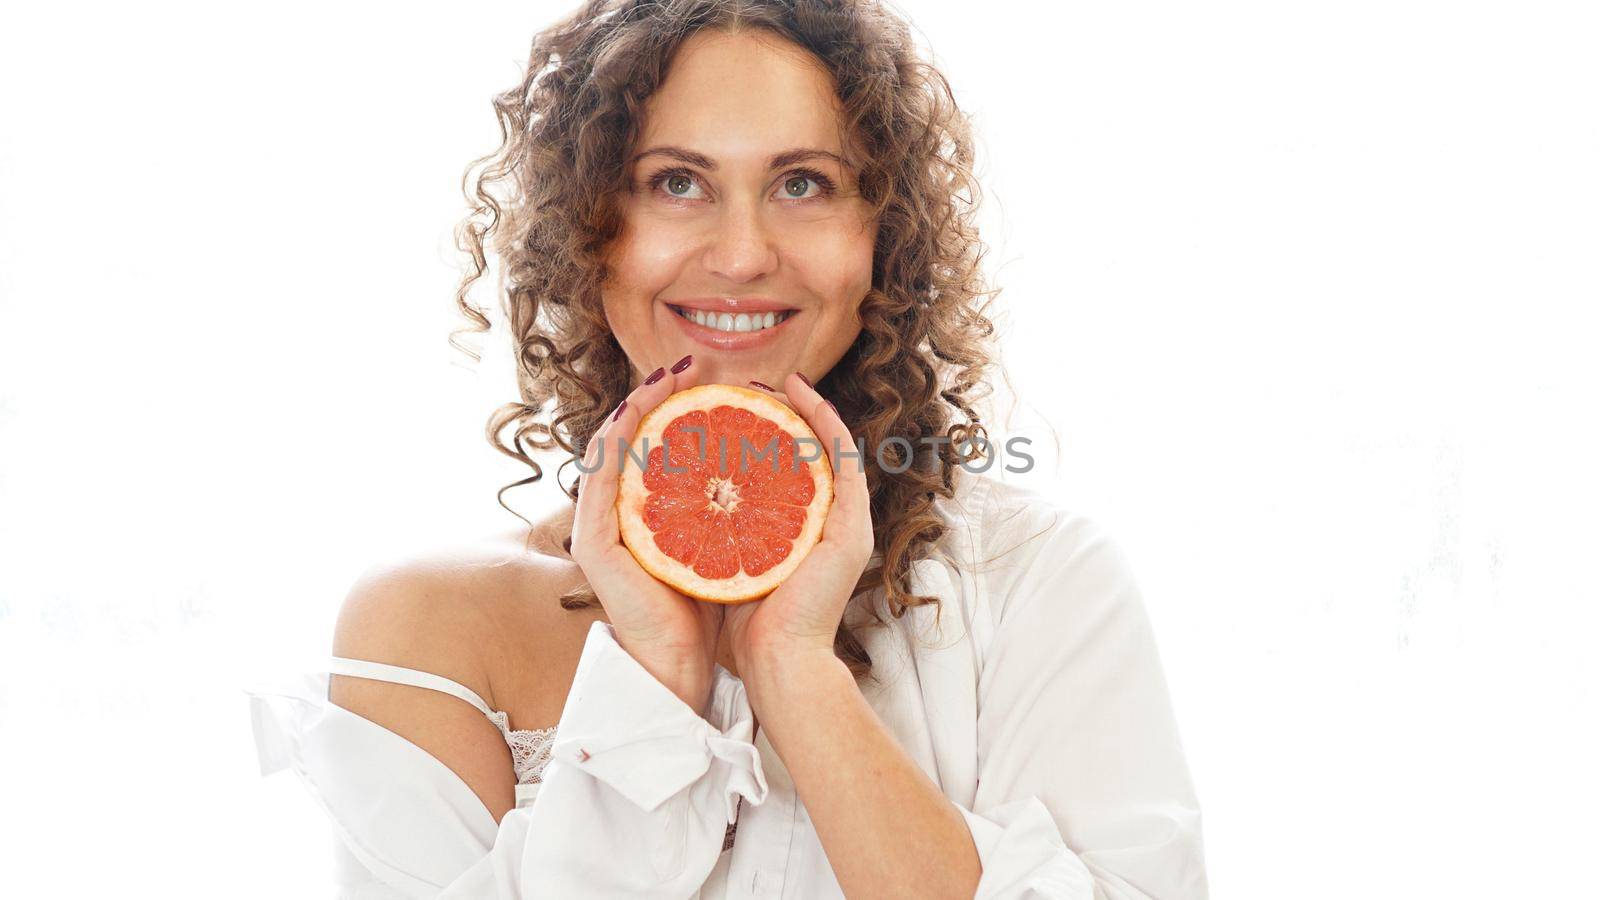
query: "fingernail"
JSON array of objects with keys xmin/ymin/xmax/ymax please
[
  {"xmin": 611, "ymin": 399, "xmax": 628, "ymax": 422},
  {"xmin": 671, "ymin": 354, "xmax": 694, "ymax": 373},
  {"xmin": 749, "ymin": 380, "xmax": 775, "ymax": 391},
  {"xmin": 795, "ymin": 372, "xmax": 813, "ymax": 388},
  {"xmin": 825, "ymin": 399, "xmax": 838, "ymax": 414},
  {"xmin": 643, "ymin": 366, "xmax": 666, "ymax": 386}
]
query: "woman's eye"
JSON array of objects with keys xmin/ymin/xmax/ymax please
[
  {"xmin": 782, "ymin": 175, "xmax": 817, "ymax": 198},
  {"xmin": 660, "ymin": 172, "xmax": 703, "ymax": 199},
  {"xmin": 780, "ymin": 172, "xmax": 838, "ymax": 200}
]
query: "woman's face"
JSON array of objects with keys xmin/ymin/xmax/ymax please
[{"xmin": 602, "ymin": 29, "xmax": 878, "ymax": 390}]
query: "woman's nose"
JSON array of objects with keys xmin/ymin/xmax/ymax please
[{"xmin": 702, "ymin": 200, "xmax": 779, "ymax": 283}]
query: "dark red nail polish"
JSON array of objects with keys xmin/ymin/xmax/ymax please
[
  {"xmin": 611, "ymin": 399, "xmax": 628, "ymax": 422},
  {"xmin": 671, "ymin": 354, "xmax": 694, "ymax": 373},
  {"xmin": 643, "ymin": 366, "xmax": 666, "ymax": 386},
  {"xmin": 795, "ymin": 372, "xmax": 812, "ymax": 388},
  {"xmin": 749, "ymin": 380, "xmax": 776, "ymax": 391}
]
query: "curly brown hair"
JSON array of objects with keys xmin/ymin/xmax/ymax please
[{"xmin": 449, "ymin": 0, "xmax": 1002, "ymax": 686}]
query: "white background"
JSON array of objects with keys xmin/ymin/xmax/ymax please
[{"xmin": 2, "ymin": 1, "xmax": 1596, "ymax": 896}]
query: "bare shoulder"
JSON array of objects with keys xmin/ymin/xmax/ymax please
[
  {"xmin": 331, "ymin": 523, "xmax": 577, "ymax": 690},
  {"xmin": 329, "ymin": 508, "xmax": 600, "ymax": 823}
]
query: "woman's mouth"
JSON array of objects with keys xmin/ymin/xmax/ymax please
[
  {"xmin": 666, "ymin": 302, "xmax": 800, "ymax": 351},
  {"xmin": 669, "ymin": 305, "xmax": 798, "ymax": 333}
]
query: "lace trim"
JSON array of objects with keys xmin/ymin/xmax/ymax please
[
  {"xmin": 483, "ymin": 710, "xmax": 557, "ymax": 786},
  {"xmin": 483, "ymin": 709, "xmax": 739, "ymax": 850}
]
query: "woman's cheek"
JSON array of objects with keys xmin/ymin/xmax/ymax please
[
  {"xmin": 791, "ymin": 214, "xmax": 873, "ymax": 272},
  {"xmin": 818, "ymin": 224, "xmax": 876, "ymax": 309},
  {"xmin": 609, "ymin": 227, "xmax": 689, "ymax": 298}
]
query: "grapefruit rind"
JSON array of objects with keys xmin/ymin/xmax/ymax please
[{"xmin": 616, "ymin": 384, "xmax": 834, "ymax": 604}]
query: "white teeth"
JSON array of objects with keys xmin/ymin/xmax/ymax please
[{"xmin": 676, "ymin": 307, "xmax": 792, "ymax": 333}]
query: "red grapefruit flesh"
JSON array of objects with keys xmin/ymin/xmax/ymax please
[{"xmin": 617, "ymin": 384, "xmax": 833, "ymax": 603}]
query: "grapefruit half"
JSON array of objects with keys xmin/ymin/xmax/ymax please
[{"xmin": 617, "ymin": 383, "xmax": 834, "ymax": 603}]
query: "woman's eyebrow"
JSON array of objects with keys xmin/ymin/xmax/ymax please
[{"xmin": 630, "ymin": 145, "xmax": 853, "ymax": 171}]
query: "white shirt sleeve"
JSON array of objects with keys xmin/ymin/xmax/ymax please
[
  {"xmin": 957, "ymin": 506, "xmax": 1209, "ymax": 899},
  {"xmin": 247, "ymin": 619, "xmax": 768, "ymax": 899},
  {"xmin": 435, "ymin": 620, "xmax": 768, "ymax": 898}
]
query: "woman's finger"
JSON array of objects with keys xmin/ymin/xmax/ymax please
[
  {"xmin": 783, "ymin": 371, "xmax": 864, "ymax": 480},
  {"xmin": 609, "ymin": 355, "xmax": 704, "ymax": 458},
  {"xmin": 573, "ymin": 355, "xmax": 705, "ymax": 558},
  {"xmin": 745, "ymin": 379, "xmax": 798, "ymax": 412},
  {"xmin": 783, "ymin": 372, "xmax": 872, "ymax": 553},
  {"xmin": 569, "ymin": 403, "xmax": 623, "ymax": 562}
]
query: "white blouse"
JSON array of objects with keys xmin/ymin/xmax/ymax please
[{"xmin": 244, "ymin": 471, "xmax": 1208, "ymax": 898}]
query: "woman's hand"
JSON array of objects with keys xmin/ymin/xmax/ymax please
[
  {"xmin": 724, "ymin": 372, "xmax": 876, "ymax": 678},
  {"xmin": 567, "ymin": 355, "xmax": 726, "ymax": 716}
]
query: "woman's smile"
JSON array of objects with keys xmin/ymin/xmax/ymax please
[{"xmin": 663, "ymin": 298, "xmax": 802, "ymax": 351}]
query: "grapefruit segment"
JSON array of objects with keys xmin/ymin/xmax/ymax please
[{"xmin": 617, "ymin": 383, "xmax": 833, "ymax": 603}]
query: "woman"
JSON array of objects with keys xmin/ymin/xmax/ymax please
[{"xmin": 245, "ymin": 1, "xmax": 1208, "ymax": 897}]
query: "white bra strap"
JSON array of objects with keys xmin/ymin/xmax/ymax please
[{"xmin": 328, "ymin": 656, "xmax": 495, "ymax": 718}]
